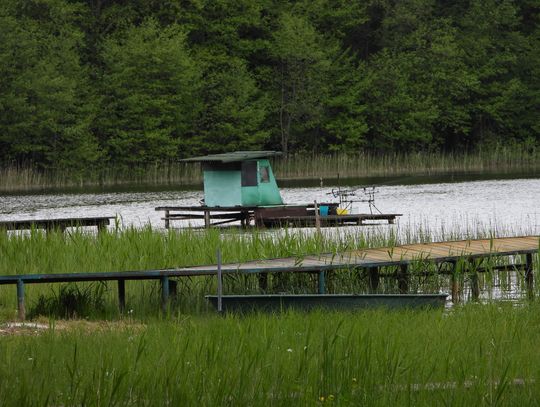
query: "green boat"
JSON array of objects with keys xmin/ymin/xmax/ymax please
[{"xmin": 206, "ymin": 293, "xmax": 448, "ymax": 313}]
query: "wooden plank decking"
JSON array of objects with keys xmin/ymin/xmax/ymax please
[
  {"xmin": 155, "ymin": 205, "xmax": 401, "ymax": 228},
  {"xmin": 0, "ymin": 216, "xmax": 114, "ymax": 233},
  {"xmin": 177, "ymin": 236, "xmax": 539, "ymax": 274}
]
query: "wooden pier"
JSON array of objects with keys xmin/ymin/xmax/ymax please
[
  {"xmin": 0, "ymin": 216, "xmax": 114, "ymax": 234},
  {"xmin": 156, "ymin": 206, "xmax": 256, "ymax": 228},
  {"xmin": 156, "ymin": 205, "xmax": 400, "ymax": 228},
  {"xmin": 0, "ymin": 235, "xmax": 537, "ymax": 319}
]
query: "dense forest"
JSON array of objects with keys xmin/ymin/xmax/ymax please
[{"xmin": 0, "ymin": 0, "xmax": 538, "ymax": 171}]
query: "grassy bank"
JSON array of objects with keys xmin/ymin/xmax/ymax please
[
  {"xmin": 2, "ymin": 305, "xmax": 540, "ymax": 405},
  {"xmin": 0, "ymin": 227, "xmax": 537, "ymax": 319},
  {"xmin": 2, "ymin": 147, "xmax": 538, "ymax": 192}
]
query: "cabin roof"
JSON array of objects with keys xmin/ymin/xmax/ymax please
[{"xmin": 181, "ymin": 151, "xmax": 282, "ymax": 163}]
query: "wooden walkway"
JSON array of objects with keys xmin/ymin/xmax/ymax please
[
  {"xmin": 179, "ymin": 236, "xmax": 539, "ymax": 274},
  {"xmin": 1, "ymin": 235, "xmax": 537, "ymax": 319},
  {"xmin": 0, "ymin": 216, "xmax": 114, "ymax": 233},
  {"xmin": 155, "ymin": 205, "xmax": 400, "ymax": 228}
]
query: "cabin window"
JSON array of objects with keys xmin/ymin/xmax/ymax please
[
  {"xmin": 241, "ymin": 161, "xmax": 258, "ymax": 186},
  {"xmin": 260, "ymin": 166, "xmax": 270, "ymax": 183}
]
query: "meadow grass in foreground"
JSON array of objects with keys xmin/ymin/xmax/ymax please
[
  {"xmin": 1, "ymin": 147, "xmax": 538, "ymax": 192},
  {"xmin": 0, "ymin": 226, "xmax": 537, "ymax": 319},
  {"xmin": 1, "ymin": 304, "xmax": 540, "ymax": 406}
]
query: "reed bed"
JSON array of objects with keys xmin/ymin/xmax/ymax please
[
  {"xmin": 1, "ymin": 146, "xmax": 538, "ymax": 192},
  {"xmin": 0, "ymin": 226, "xmax": 537, "ymax": 319},
  {"xmin": 2, "ymin": 305, "xmax": 540, "ymax": 405},
  {"xmin": 274, "ymin": 147, "xmax": 540, "ymax": 180}
]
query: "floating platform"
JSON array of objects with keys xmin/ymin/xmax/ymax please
[
  {"xmin": 206, "ymin": 293, "xmax": 448, "ymax": 313},
  {"xmin": 0, "ymin": 216, "xmax": 114, "ymax": 233},
  {"xmin": 155, "ymin": 204, "xmax": 401, "ymax": 228}
]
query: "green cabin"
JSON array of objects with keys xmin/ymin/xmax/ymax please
[{"xmin": 182, "ymin": 151, "xmax": 283, "ymax": 207}]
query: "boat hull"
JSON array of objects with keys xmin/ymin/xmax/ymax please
[{"xmin": 206, "ymin": 293, "xmax": 448, "ymax": 313}]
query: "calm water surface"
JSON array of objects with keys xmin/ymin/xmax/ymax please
[
  {"xmin": 1, "ymin": 176, "xmax": 538, "ymax": 304},
  {"xmin": 1, "ymin": 176, "xmax": 538, "ymax": 236}
]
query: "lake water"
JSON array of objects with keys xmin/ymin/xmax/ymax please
[
  {"xmin": 1, "ymin": 175, "xmax": 538, "ymax": 304},
  {"xmin": 1, "ymin": 176, "xmax": 538, "ymax": 238}
]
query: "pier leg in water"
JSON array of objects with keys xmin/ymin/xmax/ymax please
[
  {"xmin": 204, "ymin": 211, "xmax": 211, "ymax": 228},
  {"xmin": 97, "ymin": 221, "xmax": 107, "ymax": 234},
  {"xmin": 161, "ymin": 276, "xmax": 170, "ymax": 315},
  {"xmin": 468, "ymin": 257, "xmax": 481, "ymax": 301},
  {"xmin": 118, "ymin": 279, "xmax": 126, "ymax": 314},
  {"xmin": 164, "ymin": 210, "xmax": 170, "ymax": 229},
  {"xmin": 258, "ymin": 273, "xmax": 268, "ymax": 292},
  {"xmin": 17, "ymin": 279, "xmax": 25, "ymax": 321},
  {"xmin": 470, "ymin": 272, "xmax": 480, "ymax": 301},
  {"xmin": 318, "ymin": 271, "xmax": 326, "ymax": 294},
  {"xmin": 368, "ymin": 267, "xmax": 379, "ymax": 293},
  {"xmin": 314, "ymin": 201, "xmax": 321, "ymax": 232},
  {"xmin": 526, "ymin": 253, "xmax": 534, "ymax": 299},
  {"xmin": 450, "ymin": 261, "xmax": 461, "ymax": 303},
  {"xmin": 397, "ymin": 264, "xmax": 409, "ymax": 294}
]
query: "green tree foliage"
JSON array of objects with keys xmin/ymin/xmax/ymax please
[
  {"xmin": 174, "ymin": 0, "xmax": 270, "ymax": 154},
  {"xmin": 0, "ymin": 0, "xmax": 100, "ymax": 170},
  {"xmin": 271, "ymin": 12, "xmax": 333, "ymax": 155},
  {"xmin": 0, "ymin": 0, "xmax": 537, "ymax": 169},
  {"xmin": 456, "ymin": 0, "xmax": 537, "ymax": 146},
  {"xmin": 97, "ymin": 19, "xmax": 199, "ymax": 165}
]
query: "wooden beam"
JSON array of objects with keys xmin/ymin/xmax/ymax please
[
  {"xmin": 397, "ymin": 264, "xmax": 409, "ymax": 294},
  {"xmin": 164, "ymin": 210, "xmax": 170, "ymax": 229}
]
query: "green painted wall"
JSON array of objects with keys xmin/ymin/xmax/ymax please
[
  {"xmin": 203, "ymin": 159, "xmax": 283, "ymax": 207},
  {"xmin": 203, "ymin": 170, "xmax": 241, "ymax": 206},
  {"xmin": 249, "ymin": 159, "xmax": 283, "ymax": 205}
]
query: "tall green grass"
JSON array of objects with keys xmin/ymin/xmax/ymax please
[
  {"xmin": 274, "ymin": 146, "xmax": 540, "ymax": 180},
  {"xmin": 2, "ymin": 305, "xmax": 540, "ymax": 405},
  {"xmin": 0, "ymin": 227, "xmax": 537, "ymax": 319},
  {"xmin": 2, "ymin": 146, "xmax": 538, "ymax": 192}
]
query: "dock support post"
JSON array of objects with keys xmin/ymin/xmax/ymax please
[
  {"xmin": 470, "ymin": 272, "xmax": 480, "ymax": 301},
  {"xmin": 97, "ymin": 221, "xmax": 107, "ymax": 234},
  {"xmin": 118, "ymin": 279, "xmax": 126, "ymax": 314},
  {"xmin": 397, "ymin": 264, "xmax": 409, "ymax": 294},
  {"xmin": 526, "ymin": 253, "xmax": 534, "ymax": 297},
  {"xmin": 318, "ymin": 271, "xmax": 326, "ymax": 294},
  {"xmin": 161, "ymin": 276, "xmax": 170, "ymax": 315},
  {"xmin": 314, "ymin": 201, "xmax": 321, "ymax": 232},
  {"xmin": 17, "ymin": 279, "xmax": 25, "ymax": 321},
  {"xmin": 450, "ymin": 261, "xmax": 460, "ymax": 303},
  {"xmin": 217, "ymin": 249, "xmax": 223, "ymax": 313},
  {"xmin": 368, "ymin": 267, "xmax": 379, "ymax": 293},
  {"xmin": 204, "ymin": 211, "xmax": 211, "ymax": 228},
  {"xmin": 164, "ymin": 210, "xmax": 170, "ymax": 229},
  {"xmin": 240, "ymin": 211, "xmax": 249, "ymax": 228},
  {"xmin": 467, "ymin": 258, "xmax": 480, "ymax": 301},
  {"xmin": 258, "ymin": 273, "xmax": 268, "ymax": 292}
]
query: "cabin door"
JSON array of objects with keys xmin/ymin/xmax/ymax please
[{"xmin": 241, "ymin": 161, "xmax": 260, "ymax": 205}]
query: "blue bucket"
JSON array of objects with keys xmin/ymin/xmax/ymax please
[{"xmin": 319, "ymin": 205, "xmax": 329, "ymax": 217}]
